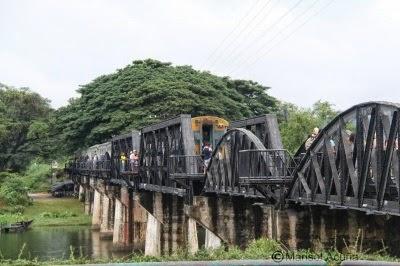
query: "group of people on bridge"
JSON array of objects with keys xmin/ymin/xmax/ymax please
[{"xmin": 119, "ymin": 150, "xmax": 139, "ymax": 173}]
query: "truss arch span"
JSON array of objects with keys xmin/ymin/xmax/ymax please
[
  {"xmin": 290, "ymin": 101, "xmax": 400, "ymax": 215},
  {"xmin": 203, "ymin": 128, "xmax": 268, "ymax": 198}
]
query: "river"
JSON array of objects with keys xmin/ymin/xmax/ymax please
[
  {"xmin": 2, "ymin": 206, "xmax": 400, "ymax": 261},
  {"xmin": 0, "ymin": 226, "xmax": 130, "ymax": 261}
]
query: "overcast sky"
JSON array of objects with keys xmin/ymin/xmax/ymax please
[{"xmin": 1, "ymin": 0, "xmax": 399, "ymax": 110}]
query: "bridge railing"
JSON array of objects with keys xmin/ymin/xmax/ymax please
[
  {"xmin": 66, "ymin": 160, "xmax": 112, "ymax": 175},
  {"xmin": 119, "ymin": 160, "xmax": 139, "ymax": 175},
  {"xmin": 168, "ymin": 155, "xmax": 204, "ymax": 180},
  {"xmin": 238, "ymin": 149, "xmax": 296, "ymax": 185}
]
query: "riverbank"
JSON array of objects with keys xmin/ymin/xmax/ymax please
[
  {"xmin": 0, "ymin": 238, "xmax": 399, "ymax": 266},
  {"xmin": 1, "ymin": 197, "xmax": 400, "ymax": 265},
  {"xmin": 0, "ymin": 195, "xmax": 90, "ymax": 227}
]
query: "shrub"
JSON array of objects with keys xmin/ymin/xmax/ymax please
[
  {"xmin": 0, "ymin": 174, "xmax": 31, "ymax": 206},
  {"xmin": 40, "ymin": 211, "xmax": 77, "ymax": 218},
  {"xmin": 22, "ymin": 162, "xmax": 52, "ymax": 191}
]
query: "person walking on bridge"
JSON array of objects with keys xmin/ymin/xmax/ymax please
[
  {"xmin": 129, "ymin": 150, "xmax": 139, "ymax": 173},
  {"xmin": 120, "ymin": 152, "xmax": 127, "ymax": 172},
  {"xmin": 305, "ymin": 127, "xmax": 319, "ymax": 150},
  {"xmin": 202, "ymin": 142, "xmax": 212, "ymax": 173}
]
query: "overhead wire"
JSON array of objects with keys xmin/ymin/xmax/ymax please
[
  {"xmin": 227, "ymin": 0, "xmax": 320, "ymax": 75},
  {"xmin": 207, "ymin": 0, "xmax": 273, "ymax": 69},
  {"xmin": 204, "ymin": 0, "xmax": 261, "ymax": 67},
  {"xmin": 220, "ymin": 0, "xmax": 304, "ymax": 72},
  {"xmin": 213, "ymin": 0, "xmax": 279, "ymax": 72},
  {"xmin": 233, "ymin": 0, "xmax": 335, "ymax": 76}
]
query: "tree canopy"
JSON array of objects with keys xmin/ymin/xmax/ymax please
[
  {"xmin": 54, "ymin": 59, "xmax": 278, "ymax": 153},
  {"xmin": 0, "ymin": 84, "xmax": 52, "ymax": 171},
  {"xmin": 279, "ymin": 101, "xmax": 339, "ymax": 154}
]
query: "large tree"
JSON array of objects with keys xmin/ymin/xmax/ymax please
[
  {"xmin": 279, "ymin": 100, "xmax": 339, "ymax": 154},
  {"xmin": 0, "ymin": 84, "xmax": 52, "ymax": 171},
  {"xmin": 55, "ymin": 59, "xmax": 278, "ymax": 153}
]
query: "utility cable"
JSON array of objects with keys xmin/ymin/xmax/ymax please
[
  {"xmin": 207, "ymin": 0, "xmax": 273, "ymax": 69},
  {"xmin": 220, "ymin": 0, "xmax": 304, "ymax": 72},
  {"xmin": 228, "ymin": 0, "xmax": 320, "ymax": 75},
  {"xmin": 203, "ymin": 0, "xmax": 261, "ymax": 68},
  {"xmin": 236, "ymin": 0, "xmax": 335, "ymax": 75}
]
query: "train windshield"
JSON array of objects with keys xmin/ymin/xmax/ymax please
[
  {"xmin": 192, "ymin": 116, "xmax": 229, "ymax": 155},
  {"xmin": 202, "ymin": 124, "xmax": 212, "ymax": 144}
]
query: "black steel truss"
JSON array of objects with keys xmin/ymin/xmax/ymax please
[
  {"xmin": 204, "ymin": 128, "xmax": 268, "ymax": 199},
  {"xmin": 230, "ymin": 114, "xmax": 283, "ymax": 149},
  {"xmin": 289, "ymin": 102, "xmax": 400, "ymax": 215}
]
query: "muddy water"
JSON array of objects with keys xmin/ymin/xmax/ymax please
[
  {"xmin": 0, "ymin": 226, "xmax": 130, "ymax": 260},
  {"xmin": 1, "ymin": 206, "xmax": 400, "ymax": 260}
]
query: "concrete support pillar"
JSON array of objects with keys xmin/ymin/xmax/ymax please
[
  {"xmin": 92, "ymin": 189, "xmax": 102, "ymax": 229},
  {"xmin": 100, "ymin": 194, "xmax": 113, "ymax": 239},
  {"xmin": 121, "ymin": 187, "xmax": 132, "ymax": 246},
  {"xmin": 266, "ymin": 206, "xmax": 277, "ymax": 240},
  {"xmin": 144, "ymin": 192, "xmax": 162, "ymax": 256},
  {"xmin": 288, "ymin": 209, "xmax": 298, "ymax": 250},
  {"xmin": 132, "ymin": 193, "xmax": 147, "ymax": 251},
  {"xmin": 84, "ymin": 187, "xmax": 91, "ymax": 215},
  {"xmin": 187, "ymin": 217, "xmax": 199, "ymax": 254},
  {"xmin": 144, "ymin": 213, "xmax": 161, "ymax": 256},
  {"xmin": 113, "ymin": 187, "xmax": 132, "ymax": 249},
  {"xmin": 78, "ymin": 185, "xmax": 84, "ymax": 202},
  {"xmin": 113, "ymin": 198, "xmax": 123, "ymax": 245},
  {"xmin": 205, "ymin": 229, "xmax": 222, "ymax": 249}
]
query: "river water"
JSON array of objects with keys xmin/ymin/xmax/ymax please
[
  {"xmin": 0, "ymin": 226, "xmax": 130, "ymax": 261},
  {"xmin": 2, "ymin": 206, "xmax": 400, "ymax": 260}
]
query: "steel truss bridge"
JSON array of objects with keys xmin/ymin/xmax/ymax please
[{"xmin": 67, "ymin": 102, "xmax": 400, "ymax": 216}]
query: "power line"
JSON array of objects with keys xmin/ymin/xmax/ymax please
[
  {"xmin": 235, "ymin": 0, "xmax": 335, "ymax": 75},
  {"xmin": 203, "ymin": 0, "xmax": 261, "ymax": 68},
  {"xmin": 209, "ymin": 0, "xmax": 276, "ymax": 70},
  {"xmin": 220, "ymin": 0, "xmax": 304, "ymax": 72},
  {"xmin": 208, "ymin": 0, "xmax": 273, "ymax": 69},
  {"xmin": 228, "ymin": 0, "xmax": 320, "ymax": 74}
]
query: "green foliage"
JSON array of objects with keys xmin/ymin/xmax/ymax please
[
  {"xmin": 0, "ymin": 84, "xmax": 52, "ymax": 171},
  {"xmin": 1, "ymin": 238, "xmax": 399, "ymax": 266},
  {"xmin": 0, "ymin": 205, "xmax": 25, "ymax": 215},
  {"xmin": 0, "ymin": 212, "xmax": 25, "ymax": 226},
  {"xmin": 280, "ymin": 100, "xmax": 339, "ymax": 154},
  {"xmin": 0, "ymin": 173, "xmax": 31, "ymax": 206},
  {"xmin": 40, "ymin": 211, "xmax": 77, "ymax": 218},
  {"xmin": 53, "ymin": 59, "xmax": 278, "ymax": 153},
  {"xmin": 22, "ymin": 197, "xmax": 90, "ymax": 226},
  {"xmin": 20, "ymin": 161, "xmax": 52, "ymax": 192}
]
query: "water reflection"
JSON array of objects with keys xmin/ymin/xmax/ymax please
[
  {"xmin": 2, "ymin": 207, "xmax": 400, "ymax": 260},
  {"xmin": 0, "ymin": 226, "xmax": 130, "ymax": 261}
]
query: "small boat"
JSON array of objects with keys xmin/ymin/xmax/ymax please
[{"xmin": 0, "ymin": 220, "xmax": 33, "ymax": 233}]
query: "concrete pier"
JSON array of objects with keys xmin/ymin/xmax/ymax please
[
  {"xmin": 78, "ymin": 184, "xmax": 85, "ymax": 202},
  {"xmin": 144, "ymin": 213, "xmax": 161, "ymax": 256},
  {"xmin": 100, "ymin": 194, "xmax": 114, "ymax": 239},
  {"xmin": 112, "ymin": 198, "xmax": 124, "ymax": 247},
  {"xmin": 77, "ymin": 176, "xmax": 400, "ymax": 257},
  {"xmin": 84, "ymin": 185, "xmax": 92, "ymax": 215},
  {"xmin": 92, "ymin": 189, "xmax": 102, "ymax": 230},
  {"xmin": 187, "ymin": 217, "xmax": 199, "ymax": 254}
]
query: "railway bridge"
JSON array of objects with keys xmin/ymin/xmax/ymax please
[{"xmin": 66, "ymin": 101, "xmax": 400, "ymax": 255}]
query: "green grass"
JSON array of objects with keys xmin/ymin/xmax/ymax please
[
  {"xmin": 0, "ymin": 238, "xmax": 399, "ymax": 266},
  {"xmin": 0, "ymin": 197, "xmax": 90, "ymax": 227},
  {"xmin": 22, "ymin": 197, "xmax": 90, "ymax": 226}
]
